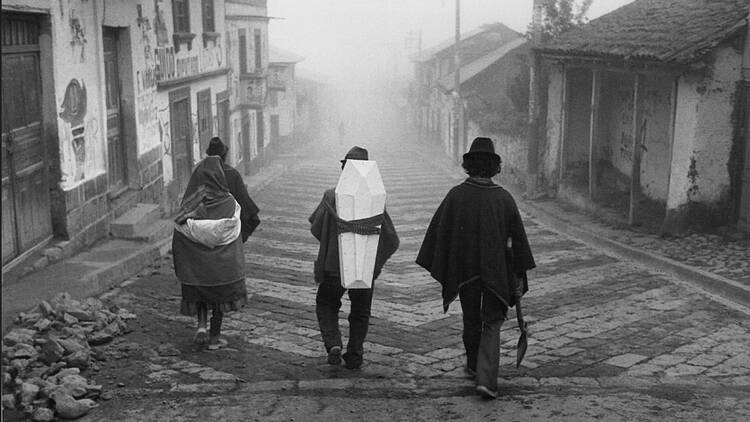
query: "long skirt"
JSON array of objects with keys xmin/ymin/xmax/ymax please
[{"xmin": 180, "ymin": 279, "xmax": 248, "ymax": 316}]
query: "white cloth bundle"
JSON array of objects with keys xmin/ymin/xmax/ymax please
[{"xmin": 174, "ymin": 199, "xmax": 241, "ymax": 248}]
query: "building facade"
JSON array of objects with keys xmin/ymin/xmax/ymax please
[
  {"xmin": 537, "ymin": 0, "xmax": 750, "ymax": 232},
  {"xmin": 224, "ymin": 0, "xmax": 268, "ymax": 175},
  {"xmin": 268, "ymin": 46, "xmax": 303, "ymax": 148},
  {"xmin": 1, "ymin": 0, "xmax": 271, "ymax": 269}
]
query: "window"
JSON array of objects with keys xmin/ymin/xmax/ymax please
[
  {"xmin": 172, "ymin": 0, "xmax": 190, "ymax": 33},
  {"xmin": 239, "ymin": 30, "xmax": 247, "ymax": 74},
  {"xmin": 254, "ymin": 29, "xmax": 262, "ymax": 71},
  {"xmin": 269, "ymin": 90, "xmax": 278, "ymax": 107},
  {"xmin": 202, "ymin": 0, "xmax": 214, "ymax": 32}
]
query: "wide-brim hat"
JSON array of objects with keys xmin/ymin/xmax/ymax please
[
  {"xmin": 341, "ymin": 146, "xmax": 369, "ymax": 163},
  {"xmin": 463, "ymin": 137, "xmax": 500, "ymax": 161},
  {"xmin": 206, "ymin": 137, "xmax": 229, "ymax": 157}
]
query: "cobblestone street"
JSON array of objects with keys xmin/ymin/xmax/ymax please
[{"xmin": 46, "ymin": 135, "xmax": 748, "ymax": 422}]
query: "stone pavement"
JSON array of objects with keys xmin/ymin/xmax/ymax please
[{"xmin": 24, "ymin": 137, "xmax": 741, "ymax": 421}]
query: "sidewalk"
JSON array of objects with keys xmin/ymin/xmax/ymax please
[
  {"xmin": 416, "ymin": 140, "xmax": 750, "ymax": 311},
  {"xmin": 1, "ymin": 160, "xmax": 288, "ymax": 335}
]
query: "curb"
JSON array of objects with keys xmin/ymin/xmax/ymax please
[
  {"xmin": 109, "ymin": 374, "xmax": 750, "ymax": 400},
  {"xmin": 414, "ymin": 141, "xmax": 750, "ymax": 312},
  {"xmin": 523, "ymin": 201, "xmax": 750, "ymax": 311}
]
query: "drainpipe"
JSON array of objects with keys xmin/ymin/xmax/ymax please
[
  {"xmin": 526, "ymin": 0, "xmax": 543, "ymax": 198},
  {"xmin": 453, "ymin": 0, "xmax": 461, "ymax": 163}
]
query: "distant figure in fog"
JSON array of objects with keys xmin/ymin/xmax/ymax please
[
  {"xmin": 309, "ymin": 146, "xmax": 399, "ymax": 369},
  {"xmin": 416, "ymin": 137, "xmax": 535, "ymax": 399},
  {"xmin": 172, "ymin": 137, "xmax": 260, "ymax": 350}
]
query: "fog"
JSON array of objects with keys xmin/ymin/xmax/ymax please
[{"xmin": 269, "ymin": 0, "xmax": 635, "ymax": 149}]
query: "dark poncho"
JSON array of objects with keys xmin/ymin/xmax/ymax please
[
  {"xmin": 309, "ymin": 188, "xmax": 400, "ymax": 284},
  {"xmin": 416, "ymin": 178, "xmax": 535, "ymax": 312},
  {"xmin": 172, "ymin": 156, "xmax": 259, "ymax": 287}
]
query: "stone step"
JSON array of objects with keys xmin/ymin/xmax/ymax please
[
  {"xmin": 110, "ymin": 203, "xmax": 162, "ymax": 238},
  {"xmin": 114, "ymin": 219, "xmax": 173, "ymax": 243}
]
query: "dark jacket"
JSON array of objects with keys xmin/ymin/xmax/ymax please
[
  {"xmin": 416, "ymin": 178, "xmax": 535, "ymax": 312},
  {"xmin": 309, "ymin": 188, "xmax": 399, "ymax": 284},
  {"xmin": 222, "ymin": 162, "xmax": 260, "ymax": 242}
]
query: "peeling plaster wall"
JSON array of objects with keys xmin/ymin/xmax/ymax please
[
  {"xmin": 667, "ymin": 44, "xmax": 742, "ymax": 211},
  {"xmin": 467, "ymin": 120, "xmax": 527, "ymax": 186},
  {"xmin": 563, "ymin": 68, "xmax": 593, "ymax": 171},
  {"xmin": 50, "ymin": 0, "xmax": 107, "ymax": 190}
]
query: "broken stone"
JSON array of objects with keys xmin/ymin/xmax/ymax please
[
  {"xmin": 56, "ymin": 374, "xmax": 88, "ymax": 398},
  {"xmin": 1, "ymin": 393, "xmax": 16, "ymax": 409},
  {"xmin": 57, "ymin": 338, "xmax": 88, "ymax": 355},
  {"xmin": 100, "ymin": 391, "xmax": 113, "ymax": 401},
  {"xmin": 66, "ymin": 307, "xmax": 95, "ymax": 322},
  {"xmin": 11, "ymin": 343, "xmax": 39, "ymax": 360},
  {"xmin": 33, "ymin": 318, "xmax": 52, "ymax": 332},
  {"xmin": 62, "ymin": 313, "xmax": 79, "ymax": 325},
  {"xmin": 87, "ymin": 331, "xmax": 114, "ymax": 346},
  {"xmin": 20, "ymin": 312, "xmax": 43, "ymax": 325},
  {"xmin": 55, "ymin": 368, "xmax": 80, "ymax": 378},
  {"xmin": 37, "ymin": 301, "xmax": 55, "ymax": 317},
  {"xmin": 3, "ymin": 328, "xmax": 36, "ymax": 347},
  {"xmin": 42, "ymin": 361, "xmax": 66, "ymax": 378},
  {"xmin": 40, "ymin": 339, "xmax": 65, "ymax": 365},
  {"xmin": 20, "ymin": 382, "xmax": 40, "ymax": 405},
  {"xmin": 11, "ymin": 358, "xmax": 30, "ymax": 373},
  {"xmin": 84, "ymin": 298, "xmax": 104, "ymax": 312},
  {"xmin": 31, "ymin": 407, "xmax": 54, "ymax": 422},
  {"xmin": 64, "ymin": 350, "xmax": 90, "ymax": 369},
  {"xmin": 52, "ymin": 391, "xmax": 97, "ymax": 419},
  {"xmin": 2, "ymin": 371, "xmax": 12, "ymax": 387}
]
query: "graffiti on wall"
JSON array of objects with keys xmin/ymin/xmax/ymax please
[
  {"xmin": 59, "ymin": 79, "xmax": 87, "ymax": 181},
  {"xmin": 136, "ymin": 4, "xmax": 153, "ymax": 62},
  {"xmin": 68, "ymin": 9, "xmax": 87, "ymax": 62}
]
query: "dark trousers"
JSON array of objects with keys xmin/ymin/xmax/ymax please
[
  {"xmin": 459, "ymin": 280, "xmax": 508, "ymax": 391},
  {"xmin": 315, "ymin": 276, "xmax": 374, "ymax": 365}
]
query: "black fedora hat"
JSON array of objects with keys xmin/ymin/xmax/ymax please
[
  {"xmin": 463, "ymin": 137, "xmax": 500, "ymax": 161},
  {"xmin": 340, "ymin": 146, "xmax": 369, "ymax": 163},
  {"xmin": 206, "ymin": 137, "xmax": 229, "ymax": 157}
]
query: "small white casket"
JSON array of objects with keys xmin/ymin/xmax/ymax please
[{"xmin": 335, "ymin": 160, "xmax": 386, "ymax": 289}]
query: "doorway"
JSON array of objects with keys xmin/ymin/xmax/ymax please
[
  {"xmin": 169, "ymin": 87, "xmax": 193, "ymax": 197},
  {"xmin": 1, "ymin": 13, "xmax": 53, "ymax": 266}
]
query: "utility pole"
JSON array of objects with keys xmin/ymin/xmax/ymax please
[
  {"xmin": 453, "ymin": 0, "xmax": 462, "ymax": 162},
  {"xmin": 526, "ymin": 0, "xmax": 544, "ymax": 198}
]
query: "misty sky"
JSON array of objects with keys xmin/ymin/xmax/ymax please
[{"xmin": 268, "ymin": 0, "xmax": 635, "ymax": 84}]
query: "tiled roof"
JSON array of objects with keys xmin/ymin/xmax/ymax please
[
  {"xmin": 414, "ymin": 22, "xmax": 521, "ymax": 63},
  {"xmin": 439, "ymin": 38, "xmax": 528, "ymax": 90},
  {"xmin": 539, "ymin": 0, "xmax": 748, "ymax": 64}
]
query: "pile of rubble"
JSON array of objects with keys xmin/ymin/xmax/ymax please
[{"xmin": 2, "ymin": 293, "xmax": 136, "ymax": 421}]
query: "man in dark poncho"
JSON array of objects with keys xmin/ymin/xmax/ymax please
[
  {"xmin": 309, "ymin": 146, "xmax": 400, "ymax": 369},
  {"xmin": 416, "ymin": 137, "xmax": 535, "ymax": 399},
  {"xmin": 173, "ymin": 137, "xmax": 260, "ymax": 350}
]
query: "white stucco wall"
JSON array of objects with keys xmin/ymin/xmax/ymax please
[{"xmin": 667, "ymin": 44, "xmax": 742, "ymax": 209}]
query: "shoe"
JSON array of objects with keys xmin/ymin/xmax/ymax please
[
  {"xmin": 464, "ymin": 366, "xmax": 477, "ymax": 379},
  {"xmin": 476, "ymin": 385, "xmax": 498, "ymax": 399},
  {"xmin": 327, "ymin": 346, "xmax": 342, "ymax": 365},
  {"xmin": 207, "ymin": 337, "xmax": 228, "ymax": 350},
  {"xmin": 193, "ymin": 328, "xmax": 208, "ymax": 345},
  {"xmin": 343, "ymin": 356, "xmax": 362, "ymax": 370}
]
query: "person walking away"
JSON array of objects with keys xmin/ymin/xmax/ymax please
[
  {"xmin": 309, "ymin": 146, "xmax": 400, "ymax": 369},
  {"xmin": 416, "ymin": 137, "xmax": 535, "ymax": 399},
  {"xmin": 173, "ymin": 137, "xmax": 260, "ymax": 350}
]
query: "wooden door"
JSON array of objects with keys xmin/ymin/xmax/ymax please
[
  {"xmin": 196, "ymin": 88, "xmax": 212, "ymax": 157},
  {"xmin": 739, "ymin": 84, "xmax": 750, "ymax": 230},
  {"xmin": 241, "ymin": 113, "xmax": 250, "ymax": 167},
  {"xmin": 169, "ymin": 87, "xmax": 193, "ymax": 197},
  {"xmin": 2, "ymin": 13, "xmax": 52, "ymax": 266},
  {"xmin": 103, "ymin": 27, "xmax": 126, "ymax": 188}
]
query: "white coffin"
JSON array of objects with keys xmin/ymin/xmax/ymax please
[{"xmin": 335, "ymin": 160, "xmax": 386, "ymax": 289}]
